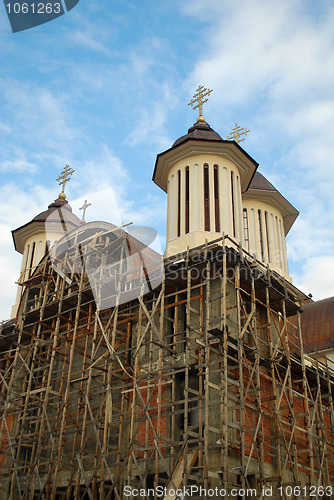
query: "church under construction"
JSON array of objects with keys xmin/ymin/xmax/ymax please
[{"xmin": 1, "ymin": 88, "xmax": 334, "ymax": 499}]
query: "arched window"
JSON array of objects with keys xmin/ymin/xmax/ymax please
[
  {"xmin": 185, "ymin": 167, "xmax": 189, "ymax": 234},
  {"xmin": 231, "ymin": 171, "xmax": 236, "ymax": 237},
  {"xmin": 28, "ymin": 242, "xmax": 36, "ymax": 278},
  {"xmin": 214, "ymin": 165, "xmax": 220, "ymax": 232},
  {"xmin": 177, "ymin": 169, "xmax": 181, "ymax": 237},
  {"xmin": 203, "ymin": 164, "xmax": 210, "ymax": 231},
  {"xmin": 279, "ymin": 219, "xmax": 286, "ymax": 271},
  {"xmin": 24, "ymin": 244, "xmax": 30, "ymax": 268},
  {"xmin": 258, "ymin": 210, "xmax": 264, "ymax": 261},
  {"xmin": 243, "ymin": 208, "xmax": 249, "ymax": 251},
  {"xmin": 275, "ymin": 216, "xmax": 282, "ymax": 267},
  {"xmin": 264, "ymin": 211, "xmax": 271, "ymax": 262},
  {"xmin": 45, "ymin": 240, "xmax": 50, "ymax": 255},
  {"xmin": 22, "ymin": 244, "xmax": 30, "ymax": 281}
]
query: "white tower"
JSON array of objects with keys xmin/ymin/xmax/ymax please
[
  {"xmin": 153, "ymin": 87, "xmax": 298, "ymax": 281},
  {"xmin": 10, "ymin": 166, "xmax": 80, "ymax": 318}
]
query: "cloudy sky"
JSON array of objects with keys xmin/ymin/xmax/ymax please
[{"xmin": 0, "ymin": 0, "xmax": 334, "ymax": 319}]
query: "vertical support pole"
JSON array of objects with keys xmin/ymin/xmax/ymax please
[
  {"xmin": 235, "ymin": 263, "xmax": 246, "ymax": 495},
  {"xmin": 265, "ymin": 285, "xmax": 282, "ymax": 485},
  {"xmin": 296, "ymin": 309, "xmax": 314, "ymax": 486},
  {"xmin": 204, "ymin": 255, "xmax": 210, "ymax": 493},
  {"xmin": 220, "ymin": 247, "xmax": 228, "ymax": 490}
]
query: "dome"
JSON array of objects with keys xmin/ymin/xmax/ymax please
[
  {"xmin": 32, "ymin": 198, "xmax": 81, "ymax": 225},
  {"xmin": 12, "ymin": 198, "xmax": 81, "ymax": 254},
  {"xmin": 172, "ymin": 120, "xmax": 223, "ymax": 147},
  {"xmin": 301, "ymin": 296, "xmax": 334, "ymax": 353}
]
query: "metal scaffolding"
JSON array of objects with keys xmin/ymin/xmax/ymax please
[{"xmin": 1, "ymin": 230, "xmax": 334, "ymax": 499}]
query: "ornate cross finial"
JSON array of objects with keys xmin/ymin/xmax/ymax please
[
  {"xmin": 188, "ymin": 85, "xmax": 213, "ymax": 123},
  {"xmin": 57, "ymin": 164, "xmax": 75, "ymax": 200},
  {"xmin": 79, "ymin": 200, "xmax": 92, "ymax": 223},
  {"xmin": 226, "ymin": 122, "xmax": 250, "ymax": 143}
]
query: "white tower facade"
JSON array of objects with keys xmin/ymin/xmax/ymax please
[
  {"xmin": 154, "ymin": 121, "xmax": 257, "ymax": 256},
  {"xmin": 11, "ymin": 198, "xmax": 80, "ymax": 318}
]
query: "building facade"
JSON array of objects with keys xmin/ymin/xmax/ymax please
[{"xmin": 0, "ymin": 115, "xmax": 334, "ymax": 499}]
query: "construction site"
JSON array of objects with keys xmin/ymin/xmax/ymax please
[{"xmin": 1, "ymin": 225, "xmax": 334, "ymax": 499}]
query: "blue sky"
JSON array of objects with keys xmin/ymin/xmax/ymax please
[{"xmin": 1, "ymin": 0, "xmax": 334, "ymax": 319}]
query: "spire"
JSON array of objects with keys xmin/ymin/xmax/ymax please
[
  {"xmin": 188, "ymin": 85, "xmax": 213, "ymax": 123},
  {"xmin": 57, "ymin": 164, "xmax": 75, "ymax": 200}
]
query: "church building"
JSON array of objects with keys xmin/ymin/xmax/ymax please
[{"xmin": 0, "ymin": 87, "xmax": 333, "ymax": 499}]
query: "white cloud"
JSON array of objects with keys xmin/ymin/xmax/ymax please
[
  {"xmin": 0, "ymin": 155, "xmax": 38, "ymax": 173},
  {"xmin": 0, "ymin": 122, "xmax": 11, "ymax": 133},
  {"xmin": 125, "ymin": 81, "xmax": 177, "ymax": 149},
  {"xmin": 292, "ymin": 256, "xmax": 334, "ymax": 300},
  {"xmin": 0, "ymin": 184, "xmax": 55, "ymax": 320}
]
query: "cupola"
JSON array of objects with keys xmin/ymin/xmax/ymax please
[{"xmin": 10, "ymin": 165, "xmax": 80, "ymax": 318}]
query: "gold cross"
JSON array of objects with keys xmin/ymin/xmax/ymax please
[
  {"xmin": 57, "ymin": 164, "xmax": 75, "ymax": 200},
  {"xmin": 226, "ymin": 123, "xmax": 250, "ymax": 143},
  {"xmin": 79, "ymin": 199, "xmax": 92, "ymax": 222},
  {"xmin": 188, "ymin": 85, "xmax": 213, "ymax": 122}
]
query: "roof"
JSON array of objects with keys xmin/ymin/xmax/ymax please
[
  {"xmin": 51, "ymin": 221, "xmax": 163, "ymax": 278},
  {"xmin": 172, "ymin": 121, "xmax": 223, "ymax": 147},
  {"xmin": 26, "ymin": 221, "xmax": 164, "ymax": 313},
  {"xmin": 301, "ymin": 296, "xmax": 334, "ymax": 353},
  {"xmin": 31, "ymin": 199, "xmax": 81, "ymax": 224},
  {"xmin": 12, "ymin": 199, "xmax": 81, "ymax": 254},
  {"xmin": 248, "ymin": 171, "xmax": 276, "ymax": 191}
]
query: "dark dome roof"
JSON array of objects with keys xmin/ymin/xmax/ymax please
[
  {"xmin": 248, "ymin": 171, "xmax": 277, "ymax": 191},
  {"xmin": 32, "ymin": 199, "xmax": 81, "ymax": 225},
  {"xmin": 301, "ymin": 296, "xmax": 334, "ymax": 353},
  {"xmin": 172, "ymin": 121, "xmax": 223, "ymax": 147},
  {"xmin": 12, "ymin": 198, "xmax": 81, "ymax": 254}
]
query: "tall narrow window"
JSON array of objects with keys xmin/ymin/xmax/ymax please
[
  {"xmin": 279, "ymin": 219, "xmax": 286, "ymax": 271},
  {"xmin": 28, "ymin": 242, "xmax": 36, "ymax": 277},
  {"xmin": 275, "ymin": 216, "xmax": 282, "ymax": 267},
  {"xmin": 243, "ymin": 208, "xmax": 249, "ymax": 251},
  {"xmin": 45, "ymin": 240, "xmax": 50, "ymax": 255},
  {"xmin": 177, "ymin": 169, "xmax": 181, "ymax": 237},
  {"xmin": 23, "ymin": 245, "xmax": 30, "ymax": 269},
  {"xmin": 185, "ymin": 167, "xmax": 190, "ymax": 234},
  {"xmin": 203, "ymin": 164, "xmax": 210, "ymax": 231},
  {"xmin": 264, "ymin": 211, "xmax": 271, "ymax": 262},
  {"xmin": 258, "ymin": 210, "xmax": 264, "ymax": 261},
  {"xmin": 214, "ymin": 165, "xmax": 220, "ymax": 232},
  {"xmin": 231, "ymin": 171, "xmax": 236, "ymax": 237},
  {"xmin": 22, "ymin": 244, "xmax": 30, "ymax": 282}
]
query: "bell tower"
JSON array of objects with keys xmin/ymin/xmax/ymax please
[
  {"xmin": 153, "ymin": 86, "xmax": 258, "ymax": 258},
  {"xmin": 10, "ymin": 165, "xmax": 80, "ymax": 318}
]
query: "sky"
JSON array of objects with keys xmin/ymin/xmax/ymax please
[{"xmin": 0, "ymin": 0, "xmax": 334, "ymax": 319}]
